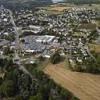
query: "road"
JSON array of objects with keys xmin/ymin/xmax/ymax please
[
  {"xmin": 8, "ymin": 9, "xmax": 20, "ymax": 51},
  {"xmin": 7, "ymin": 9, "xmax": 34, "ymax": 80}
]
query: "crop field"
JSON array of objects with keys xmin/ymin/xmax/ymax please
[{"xmin": 44, "ymin": 62, "xmax": 100, "ymax": 100}]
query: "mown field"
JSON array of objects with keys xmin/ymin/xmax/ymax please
[{"xmin": 44, "ymin": 62, "xmax": 100, "ymax": 100}]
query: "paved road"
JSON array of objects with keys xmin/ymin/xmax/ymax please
[
  {"xmin": 7, "ymin": 9, "xmax": 35, "ymax": 80},
  {"xmin": 8, "ymin": 10, "xmax": 20, "ymax": 51}
]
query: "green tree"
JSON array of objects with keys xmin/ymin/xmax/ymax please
[
  {"xmin": 38, "ymin": 56, "xmax": 45, "ymax": 61},
  {"xmin": 0, "ymin": 80, "xmax": 15, "ymax": 97},
  {"xmin": 58, "ymin": 34, "xmax": 63, "ymax": 44},
  {"xmin": 15, "ymin": 96, "xmax": 23, "ymax": 100},
  {"xmin": 50, "ymin": 51, "xmax": 61, "ymax": 64},
  {"xmin": 29, "ymin": 93, "xmax": 43, "ymax": 100},
  {"xmin": 0, "ymin": 78, "xmax": 3, "ymax": 85},
  {"xmin": 3, "ymin": 46, "xmax": 14, "ymax": 55}
]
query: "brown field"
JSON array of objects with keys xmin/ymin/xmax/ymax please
[
  {"xmin": 44, "ymin": 62, "xmax": 100, "ymax": 100},
  {"xmin": 43, "ymin": 4, "xmax": 73, "ymax": 12},
  {"xmin": 89, "ymin": 43, "xmax": 100, "ymax": 53},
  {"xmin": 49, "ymin": 6, "xmax": 71, "ymax": 12},
  {"xmin": 48, "ymin": 3, "xmax": 73, "ymax": 12}
]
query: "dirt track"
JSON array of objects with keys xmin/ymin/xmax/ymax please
[{"xmin": 44, "ymin": 63, "xmax": 100, "ymax": 100}]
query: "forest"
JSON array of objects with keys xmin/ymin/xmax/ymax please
[{"xmin": 0, "ymin": 58, "xmax": 78, "ymax": 100}]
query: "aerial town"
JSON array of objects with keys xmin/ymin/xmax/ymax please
[
  {"xmin": 0, "ymin": 5, "xmax": 100, "ymax": 68},
  {"xmin": 0, "ymin": 2, "xmax": 100, "ymax": 100}
]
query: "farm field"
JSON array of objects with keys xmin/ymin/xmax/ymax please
[
  {"xmin": 39, "ymin": 3, "xmax": 74, "ymax": 13},
  {"xmin": 44, "ymin": 62, "xmax": 100, "ymax": 100},
  {"xmin": 48, "ymin": 6, "xmax": 71, "ymax": 12}
]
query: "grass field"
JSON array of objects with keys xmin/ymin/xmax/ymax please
[{"xmin": 44, "ymin": 62, "xmax": 100, "ymax": 100}]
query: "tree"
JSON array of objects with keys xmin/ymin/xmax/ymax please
[
  {"xmin": 0, "ymin": 78, "xmax": 3, "ymax": 85},
  {"xmin": 5, "ymin": 58, "xmax": 14, "ymax": 71},
  {"xmin": 50, "ymin": 51, "xmax": 61, "ymax": 64},
  {"xmin": 15, "ymin": 96, "xmax": 23, "ymax": 100},
  {"xmin": 96, "ymin": 54, "xmax": 100, "ymax": 64},
  {"xmin": 29, "ymin": 93, "xmax": 43, "ymax": 100},
  {"xmin": 38, "ymin": 56, "xmax": 45, "ymax": 61},
  {"xmin": 3, "ymin": 46, "xmax": 14, "ymax": 55},
  {"xmin": 0, "ymin": 80, "xmax": 15, "ymax": 97},
  {"xmin": 58, "ymin": 34, "xmax": 63, "ymax": 44}
]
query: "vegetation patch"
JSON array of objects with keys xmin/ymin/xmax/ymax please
[{"xmin": 0, "ymin": 58, "xmax": 78, "ymax": 100}]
